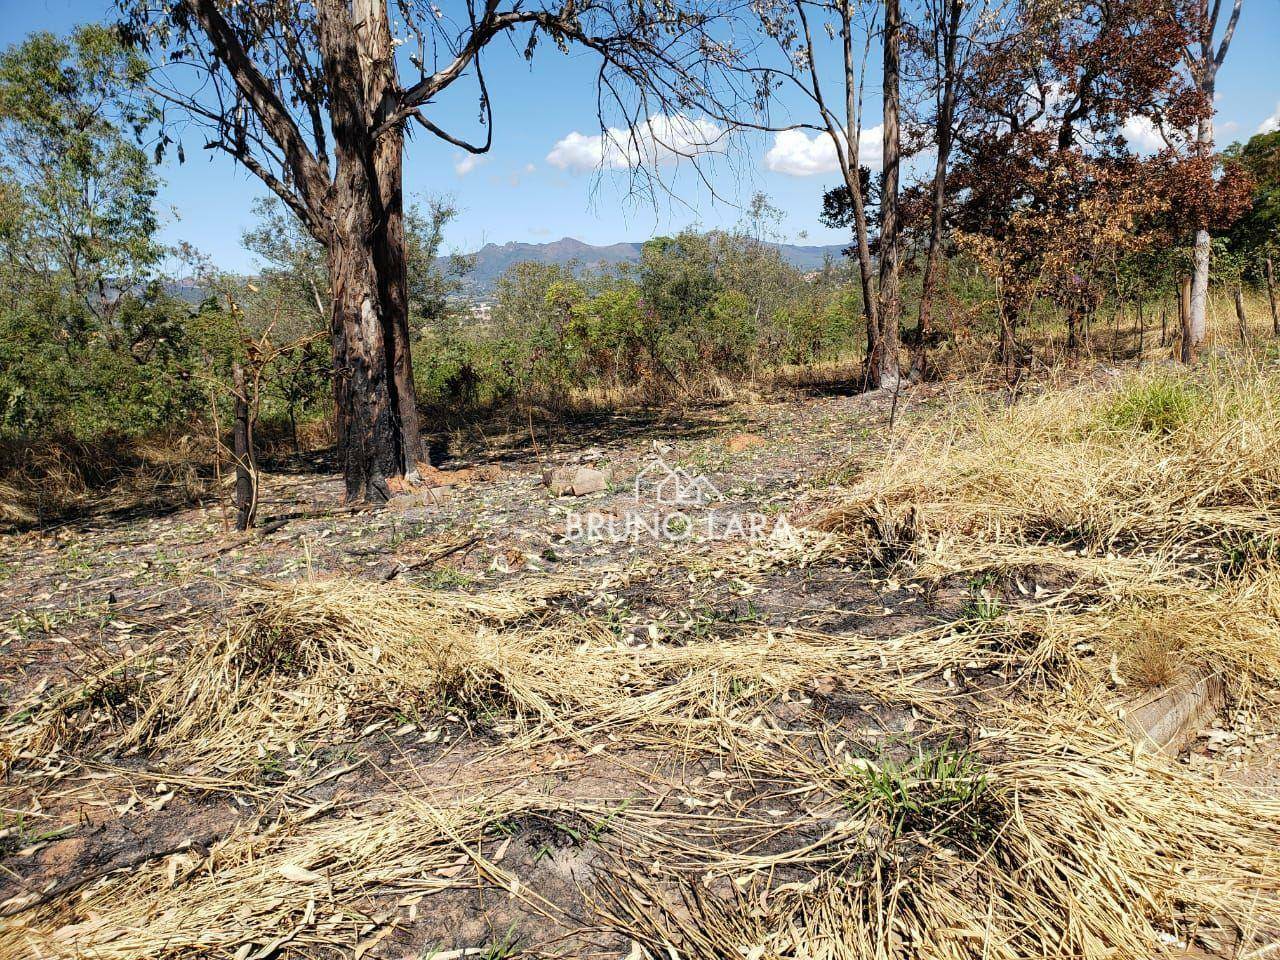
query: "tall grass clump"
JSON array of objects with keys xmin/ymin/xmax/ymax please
[{"xmin": 819, "ymin": 363, "xmax": 1280, "ymax": 691}]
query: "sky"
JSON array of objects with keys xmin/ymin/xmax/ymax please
[{"xmin": 3, "ymin": 0, "xmax": 1279, "ymax": 272}]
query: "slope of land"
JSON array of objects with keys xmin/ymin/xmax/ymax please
[{"xmin": 2, "ymin": 363, "xmax": 1278, "ymax": 960}]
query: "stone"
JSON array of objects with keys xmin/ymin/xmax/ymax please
[
  {"xmin": 545, "ymin": 465, "xmax": 610, "ymax": 496},
  {"xmin": 1122, "ymin": 673, "xmax": 1224, "ymax": 756}
]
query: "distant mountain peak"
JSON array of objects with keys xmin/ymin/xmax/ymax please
[{"xmin": 453, "ymin": 236, "xmax": 845, "ymax": 295}]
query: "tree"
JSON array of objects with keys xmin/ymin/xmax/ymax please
[
  {"xmin": 949, "ymin": 0, "xmax": 1202, "ymax": 374},
  {"xmin": 877, "ymin": 0, "xmax": 904, "ymax": 388},
  {"xmin": 1183, "ymin": 0, "xmax": 1243, "ymax": 355},
  {"xmin": 120, "ymin": 0, "xmax": 756, "ymax": 501},
  {"xmin": 1223, "ymin": 130, "xmax": 1280, "ymax": 334},
  {"xmin": 905, "ymin": 0, "xmax": 967, "ymax": 380},
  {"xmin": 0, "ymin": 26, "xmax": 160, "ymax": 331},
  {"xmin": 0, "ymin": 27, "xmax": 199, "ymax": 439},
  {"xmin": 754, "ymin": 0, "xmax": 896, "ymax": 388}
]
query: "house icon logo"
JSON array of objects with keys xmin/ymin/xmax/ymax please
[{"xmin": 634, "ymin": 457, "xmax": 722, "ymax": 507}]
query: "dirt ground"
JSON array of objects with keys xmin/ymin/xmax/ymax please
[{"xmin": 2, "ymin": 381, "xmax": 1276, "ymax": 959}]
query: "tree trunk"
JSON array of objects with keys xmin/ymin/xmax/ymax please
[
  {"xmin": 835, "ymin": 7, "xmax": 882, "ymax": 391},
  {"xmin": 1234, "ymin": 284, "xmax": 1248, "ymax": 344},
  {"xmin": 359, "ymin": 0, "xmax": 423, "ymax": 479},
  {"xmin": 1187, "ymin": 68, "xmax": 1215, "ymax": 354},
  {"xmin": 232, "ymin": 362, "xmax": 256, "ymax": 532},
  {"xmin": 328, "ymin": 207, "xmax": 402, "ymax": 503},
  {"xmin": 874, "ymin": 0, "xmax": 903, "ymax": 391},
  {"xmin": 1266, "ymin": 257, "xmax": 1279, "ymax": 336},
  {"xmin": 1179, "ymin": 275, "xmax": 1194, "ymax": 363},
  {"xmin": 911, "ymin": 0, "xmax": 962, "ymax": 383},
  {"xmin": 315, "ymin": 0, "xmax": 419, "ymax": 503}
]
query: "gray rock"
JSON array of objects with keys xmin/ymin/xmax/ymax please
[{"xmin": 545, "ymin": 465, "xmax": 610, "ymax": 496}]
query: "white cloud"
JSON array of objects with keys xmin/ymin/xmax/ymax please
[
  {"xmin": 762, "ymin": 127, "xmax": 883, "ymax": 177},
  {"xmin": 1121, "ymin": 116, "xmax": 1166, "ymax": 153},
  {"xmin": 454, "ymin": 153, "xmax": 488, "ymax": 177},
  {"xmin": 546, "ymin": 114, "xmax": 724, "ymax": 173},
  {"xmin": 1259, "ymin": 103, "xmax": 1280, "ymax": 135}
]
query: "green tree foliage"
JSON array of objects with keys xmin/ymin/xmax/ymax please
[
  {"xmin": 421, "ymin": 228, "xmax": 863, "ymax": 411},
  {"xmin": 0, "ymin": 26, "xmax": 200, "ymax": 438},
  {"xmin": 1224, "ymin": 131, "xmax": 1280, "ymax": 267}
]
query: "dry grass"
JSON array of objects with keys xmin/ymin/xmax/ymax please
[
  {"xmin": 11, "ymin": 700, "xmax": 1276, "ymax": 960},
  {"xmin": 10, "ymin": 574, "xmax": 1030, "ymax": 778},
  {"xmin": 6, "ymin": 357, "xmax": 1280, "ymax": 960},
  {"xmin": 603, "ymin": 704, "xmax": 1280, "ymax": 960},
  {"xmin": 0, "ymin": 789, "xmax": 567, "ymax": 959},
  {"xmin": 819, "ymin": 362, "xmax": 1280, "ymax": 693}
]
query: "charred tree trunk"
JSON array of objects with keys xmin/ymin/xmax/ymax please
[
  {"xmin": 359, "ymin": 0, "xmax": 423, "ymax": 479},
  {"xmin": 232, "ymin": 362, "xmax": 256, "ymax": 532},
  {"xmin": 328, "ymin": 210, "xmax": 401, "ymax": 503},
  {"xmin": 314, "ymin": 0, "xmax": 421, "ymax": 503},
  {"xmin": 1179, "ymin": 276, "xmax": 1194, "ymax": 363}
]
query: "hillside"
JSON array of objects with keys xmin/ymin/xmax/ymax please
[{"xmin": 457, "ymin": 235, "xmax": 848, "ymax": 293}]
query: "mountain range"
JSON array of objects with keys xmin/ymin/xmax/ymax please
[{"xmin": 457, "ymin": 236, "xmax": 847, "ymax": 295}]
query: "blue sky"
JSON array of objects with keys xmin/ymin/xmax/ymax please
[{"xmin": 3, "ymin": 0, "xmax": 1279, "ymax": 271}]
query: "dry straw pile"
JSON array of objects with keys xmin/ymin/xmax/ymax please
[{"xmin": 819, "ymin": 363, "xmax": 1280, "ymax": 693}]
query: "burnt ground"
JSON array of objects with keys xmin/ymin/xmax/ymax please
[{"xmin": 1, "ymin": 381, "xmax": 1275, "ymax": 959}]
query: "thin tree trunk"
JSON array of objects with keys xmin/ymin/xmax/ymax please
[
  {"xmin": 1186, "ymin": 0, "xmax": 1242, "ymax": 354},
  {"xmin": 232, "ymin": 362, "xmax": 255, "ymax": 532},
  {"xmin": 1179, "ymin": 276, "xmax": 1194, "ymax": 363},
  {"xmin": 1266, "ymin": 257, "xmax": 1279, "ymax": 336},
  {"xmin": 912, "ymin": 0, "xmax": 962, "ymax": 383},
  {"xmin": 1234, "ymin": 284, "xmax": 1248, "ymax": 344},
  {"xmin": 1160, "ymin": 304, "xmax": 1168, "ymax": 346},
  {"xmin": 834, "ymin": 6, "xmax": 881, "ymax": 390},
  {"xmin": 1137, "ymin": 300, "xmax": 1146, "ymax": 356},
  {"xmin": 875, "ymin": 0, "xmax": 903, "ymax": 390}
]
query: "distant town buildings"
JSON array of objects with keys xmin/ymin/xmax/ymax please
[{"xmin": 465, "ymin": 301, "xmax": 494, "ymax": 324}]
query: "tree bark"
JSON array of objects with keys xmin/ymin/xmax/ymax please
[
  {"xmin": 1185, "ymin": 0, "xmax": 1243, "ymax": 354},
  {"xmin": 1234, "ymin": 284, "xmax": 1248, "ymax": 344},
  {"xmin": 328, "ymin": 203, "xmax": 401, "ymax": 503},
  {"xmin": 314, "ymin": 0, "xmax": 420, "ymax": 502},
  {"xmin": 874, "ymin": 0, "xmax": 903, "ymax": 390},
  {"xmin": 1266, "ymin": 257, "xmax": 1279, "ymax": 336},
  {"xmin": 357, "ymin": 0, "xmax": 423, "ymax": 479},
  {"xmin": 232, "ymin": 362, "xmax": 255, "ymax": 532},
  {"xmin": 832, "ymin": 6, "xmax": 881, "ymax": 390}
]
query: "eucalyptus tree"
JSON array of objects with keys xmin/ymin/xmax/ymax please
[
  {"xmin": 1183, "ymin": 0, "xmax": 1243, "ymax": 356},
  {"xmin": 120, "ymin": 0, "xmax": 760, "ymax": 500},
  {"xmin": 752, "ymin": 0, "xmax": 901, "ymax": 389}
]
